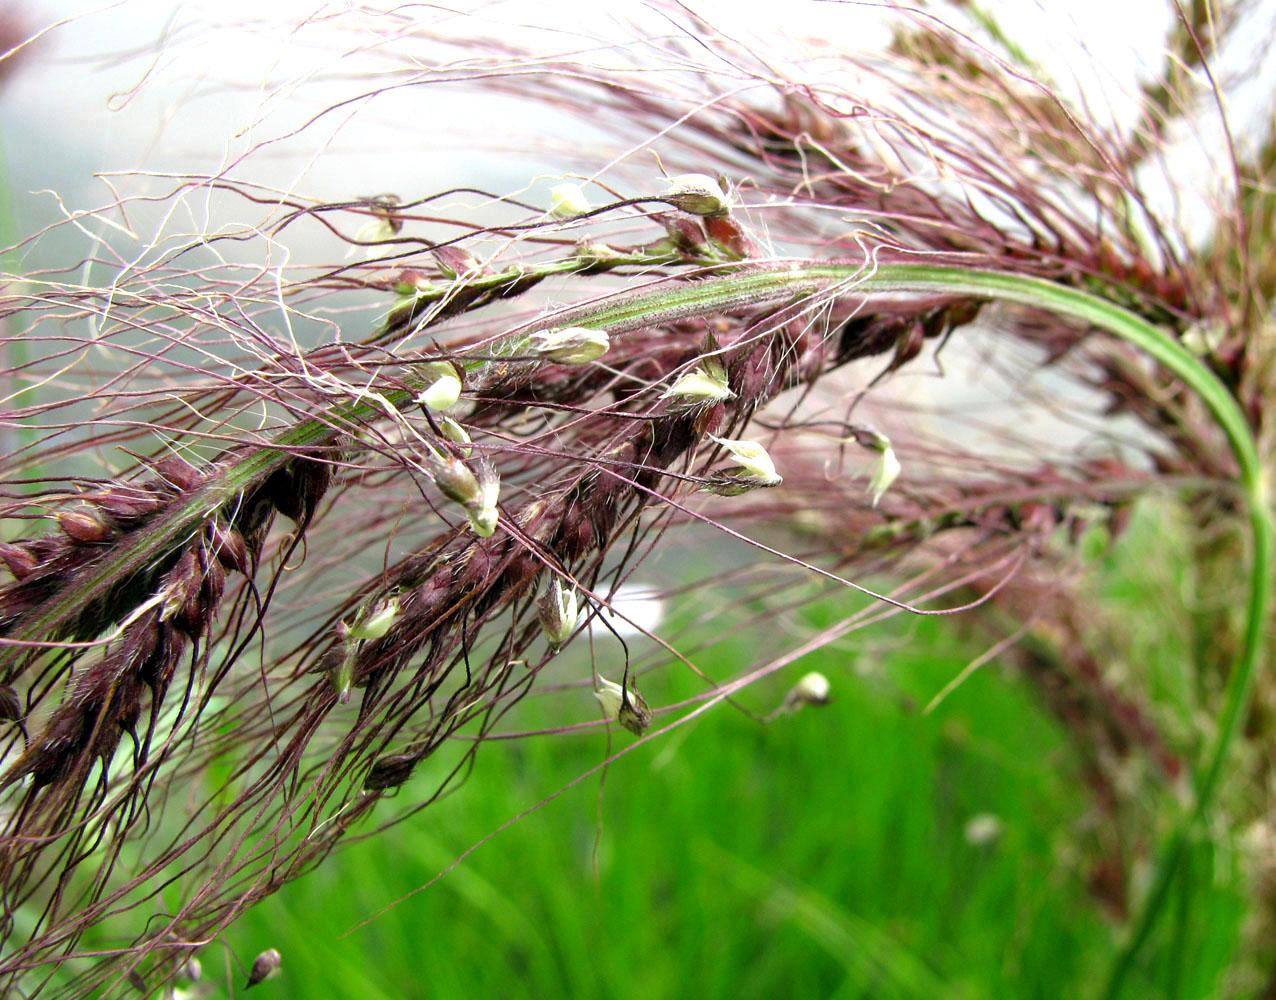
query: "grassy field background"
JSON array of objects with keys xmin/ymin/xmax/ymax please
[{"xmin": 197, "ymin": 501, "xmax": 1250, "ymax": 999}]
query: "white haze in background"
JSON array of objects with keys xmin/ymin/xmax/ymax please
[
  {"xmin": 4, "ymin": 0, "xmax": 1272, "ymax": 254},
  {"xmin": 589, "ymin": 585, "xmax": 665, "ymax": 641},
  {"xmin": 3, "ymin": 0, "xmax": 1273, "ymax": 638}
]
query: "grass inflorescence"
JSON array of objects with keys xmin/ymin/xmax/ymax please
[{"xmin": 1, "ymin": 3, "xmax": 1274, "ymax": 996}]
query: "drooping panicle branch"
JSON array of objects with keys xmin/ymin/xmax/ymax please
[{"xmin": 1, "ymin": 4, "xmax": 1270, "ymax": 996}]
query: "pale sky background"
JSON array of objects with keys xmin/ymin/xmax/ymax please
[{"xmin": 4, "ymin": 0, "xmax": 1274, "ymax": 255}]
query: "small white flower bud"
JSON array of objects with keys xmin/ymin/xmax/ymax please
[
  {"xmin": 776, "ymin": 671, "xmax": 832, "ymax": 718},
  {"xmin": 849, "ymin": 427, "xmax": 901, "ymax": 506},
  {"xmin": 665, "ymin": 173, "xmax": 734, "ymax": 216},
  {"xmin": 964, "ymin": 813, "xmax": 1004, "ymax": 846},
  {"xmin": 347, "ymin": 218, "xmax": 401, "ymax": 260},
  {"xmin": 465, "ymin": 459, "xmax": 501, "ymax": 536},
  {"xmin": 529, "ymin": 327, "xmax": 610, "ymax": 365},
  {"xmin": 1182, "ymin": 321, "xmax": 1223, "ymax": 357},
  {"xmin": 467, "ymin": 508, "xmax": 496, "ymax": 536},
  {"xmin": 869, "ymin": 444, "xmax": 901, "ymax": 507},
  {"xmin": 549, "ymin": 182, "xmax": 591, "ymax": 219},
  {"xmin": 537, "ymin": 578, "xmax": 580, "ymax": 650},
  {"xmin": 792, "ymin": 671, "xmax": 831, "ymax": 706},
  {"xmin": 661, "ymin": 358, "xmax": 733, "ymax": 406},
  {"xmin": 347, "ymin": 596, "xmax": 401, "ymax": 640},
  {"xmin": 345, "ymin": 195, "xmax": 403, "ymax": 258},
  {"xmin": 426, "ymin": 449, "xmax": 501, "ymax": 536},
  {"xmin": 436, "ymin": 415, "xmax": 472, "ymax": 455},
  {"xmin": 593, "ymin": 676, "xmax": 624, "ymax": 719},
  {"xmin": 245, "ymin": 948, "xmax": 281, "ymax": 989},
  {"xmin": 416, "ymin": 361, "xmax": 463, "ymax": 412},
  {"xmin": 593, "ymin": 675, "xmax": 653, "ymax": 736},
  {"xmin": 708, "ymin": 435, "xmax": 781, "ymax": 486}
]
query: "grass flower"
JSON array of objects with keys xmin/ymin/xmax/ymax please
[
  {"xmin": 346, "ymin": 596, "xmax": 402, "ymax": 640},
  {"xmin": 528, "ymin": 326, "xmax": 611, "ymax": 365},
  {"xmin": 593, "ymin": 675, "xmax": 654, "ymax": 737},
  {"xmin": 661, "ymin": 357, "xmax": 734, "ymax": 407},
  {"xmin": 549, "ymin": 182, "xmax": 591, "ymax": 219},
  {"xmin": 537, "ymin": 578, "xmax": 580, "ymax": 650},
  {"xmin": 416, "ymin": 361, "xmax": 464, "ymax": 412},
  {"xmin": 664, "ymin": 173, "xmax": 735, "ymax": 216},
  {"xmin": 701, "ymin": 434, "xmax": 782, "ymax": 494}
]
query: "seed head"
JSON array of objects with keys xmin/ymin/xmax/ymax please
[
  {"xmin": 549, "ymin": 182, "xmax": 591, "ymax": 219},
  {"xmin": 208, "ymin": 520, "xmax": 250, "ymax": 574},
  {"xmin": 699, "ymin": 473, "xmax": 771, "ymax": 496},
  {"xmin": 0, "ymin": 542, "xmax": 38, "ymax": 580},
  {"xmin": 245, "ymin": 948, "xmax": 282, "ymax": 989},
  {"xmin": 428, "ymin": 451, "xmax": 481, "ymax": 506},
  {"xmin": 662, "ymin": 358, "xmax": 733, "ymax": 407},
  {"xmin": 665, "ymin": 173, "xmax": 734, "ymax": 217},
  {"xmin": 365, "ymin": 752, "xmax": 418, "ymax": 790},
  {"xmin": 703, "ymin": 434, "xmax": 782, "ymax": 493},
  {"xmin": 849, "ymin": 427, "xmax": 901, "ymax": 506},
  {"xmin": 416, "ymin": 360, "xmax": 464, "ymax": 412},
  {"xmin": 159, "ymin": 550, "xmax": 203, "ymax": 625},
  {"xmin": 393, "ymin": 268, "xmax": 434, "ymax": 295},
  {"xmin": 529, "ymin": 326, "xmax": 610, "ymax": 365},
  {"xmin": 346, "ymin": 596, "xmax": 401, "ymax": 640},
  {"xmin": 57, "ymin": 509, "xmax": 110, "ymax": 543},
  {"xmin": 537, "ymin": 578, "xmax": 580, "ymax": 650},
  {"xmin": 314, "ymin": 645, "xmax": 357, "ymax": 704},
  {"xmin": 94, "ymin": 486, "xmax": 162, "ymax": 521},
  {"xmin": 704, "ymin": 213, "xmax": 758, "ymax": 259},
  {"xmin": 594, "ymin": 675, "xmax": 653, "ymax": 736},
  {"xmin": 0, "ymin": 685, "xmax": 21, "ymax": 723},
  {"xmin": 432, "ymin": 245, "xmax": 480, "ymax": 280},
  {"xmin": 426, "ymin": 449, "xmax": 501, "ymax": 536}
]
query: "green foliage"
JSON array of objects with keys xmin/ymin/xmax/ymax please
[{"xmin": 211, "ymin": 503, "xmax": 1252, "ymax": 999}]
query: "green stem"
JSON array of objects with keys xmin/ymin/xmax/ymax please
[
  {"xmin": 493, "ymin": 263, "xmax": 1272, "ymax": 995},
  {"xmin": 9, "ymin": 267, "xmax": 1270, "ymax": 990}
]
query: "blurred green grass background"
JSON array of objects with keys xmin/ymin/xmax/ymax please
[{"xmin": 199, "ymin": 500, "xmax": 1250, "ymax": 1000}]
